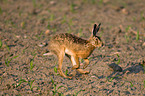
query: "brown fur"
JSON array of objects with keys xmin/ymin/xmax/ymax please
[{"xmin": 47, "ymin": 24, "xmax": 103, "ymax": 78}]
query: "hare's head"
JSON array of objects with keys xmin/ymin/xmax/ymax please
[{"xmin": 89, "ymin": 23, "xmax": 103, "ymax": 47}]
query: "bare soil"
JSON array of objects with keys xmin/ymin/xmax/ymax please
[{"xmin": 0, "ymin": 0, "xmax": 145, "ymax": 95}]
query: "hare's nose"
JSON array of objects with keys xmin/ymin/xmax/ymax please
[{"xmin": 101, "ymin": 42, "xmax": 104, "ymax": 47}]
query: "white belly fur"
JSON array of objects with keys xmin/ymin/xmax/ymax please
[
  {"xmin": 65, "ymin": 48, "xmax": 77, "ymax": 66},
  {"xmin": 65, "ymin": 48, "xmax": 73, "ymax": 55}
]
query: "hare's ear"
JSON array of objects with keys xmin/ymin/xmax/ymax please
[
  {"xmin": 93, "ymin": 24, "xmax": 97, "ymax": 36},
  {"xmin": 93, "ymin": 23, "xmax": 101, "ymax": 36}
]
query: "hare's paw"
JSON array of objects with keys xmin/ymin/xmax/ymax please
[
  {"xmin": 72, "ymin": 65, "xmax": 79, "ymax": 70},
  {"xmin": 62, "ymin": 74, "xmax": 72, "ymax": 79},
  {"xmin": 83, "ymin": 70, "xmax": 90, "ymax": 74},
  {"xmin": 66, "ymin": 76, "xmax": 73, "ymax": 79},
  {"xmin": 77, "ymin": 69, "xmax": 90, "ymax": 74}
]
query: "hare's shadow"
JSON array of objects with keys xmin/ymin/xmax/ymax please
[
  {"xmin": 89, "ymin": 55, "xmax": 144, "ymax": 79},
  {"xmin": 104, "ymin": 62, "xmax": 144, "ymax": 80}
]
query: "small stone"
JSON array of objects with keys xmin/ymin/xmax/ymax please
[
  {"xmin": 38, "ymin": 42, "xmax": 47, "ymax": 47},
  {"xmin": 38, "ymin": 44, "xmax": 44, "ymax": 47},
  {"xmin": 91, "ymin": 75, "xmax": 96, "ymax": 78},
  {"xmin": 45, "ymin": 30, "xmax": 50, "ymax": 35},
  {"xmin": 24, "ymin": 35, "xmax": 27, "ymax": 38},
  {"xmin": 50, "ymin": 1, "xmax": 56, "ymax": 5},
  {"xmin": 121, "ymin": 8, "xmax": 129, "ymax": 14},
  {"xmin": 103, "ymin": 0, "xmax": 109, "ymax": 3},
  {"xmin": 15, "ymin": 35, "xmax": 20, "ymax": 38},
  {"xmin": 142, "ymin": 42, "xmax": 145, "ymax": 46}
]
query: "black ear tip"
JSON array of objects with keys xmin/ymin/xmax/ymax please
[
  {"xmin": 98, "ymin": 23, "xmax": 101, "ymax": 27},
  {"xmin": 94, "ymin": 24, "xmax": 97, "ymax": 27}
]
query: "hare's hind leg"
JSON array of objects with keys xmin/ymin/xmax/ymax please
[{"xmin": 58, "ymin": 51, "xmax": 72, "ymax": 79}]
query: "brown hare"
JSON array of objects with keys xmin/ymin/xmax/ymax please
[{"xmin": 45, "ymin": 23, "xmax": 103, "ymax": 79}]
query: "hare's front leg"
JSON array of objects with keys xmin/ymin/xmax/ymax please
[
  {"xmin": 71, "ymin": 56, "xmax": 80, "ymax": 70},
  {"xmin": 83, "ymin": 59, "xmax": 89, "ymax": 69},
  {"xmin": 71, "ymin": 56, "xmax": 89, "ymax": 74},
  {"xmin": 58, "ymin": 51, "xmax": 72, "ymax": 79},
  {"xmin": 76, "ymin": 69, "xmax": 90, "ymax": 74}
]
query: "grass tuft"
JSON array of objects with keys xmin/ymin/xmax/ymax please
[
  {"xmin": 73, "ymin": 89, "xmax": 85, "ymax": 96},
  {"xmin": 50, "ymin": 14, "xmax": 54, "ymax": 21},
  {"xmin": 28, "ymin": 79, "xmax": 37, "ymax": 91},
  {"xmin": 32, "ymin": 0, "xmax": 37, "ymax": 7},
  {"xmin": 136, "ymin": 30, "xmax": 139, "ymax": 41},
  {"xmin": 144, "ymin": 80, "xmax": 145, "ymax": 88},
  {"xmin": 0, "ymin": 40, "xmax": 2, "ymax": 48},
  {"xmin": 50, "ymin": 78, "xmax": 66, "ymax": 96},
  {"xmin": 6, "ymin": 44, "xmax": 10, "ymax": 52},
  {"xmin": 70, "ymin": 3, "xmax": 76, "ymax": 13},
  {"xmin": 30, "ymin": 59, "xmax": 35, "ymax": 71},
  {"xmin": 12, "ymin": 78, "xmax": 38, "ymax": 91},
  {"xmin": 54, "ymin": 64, "xmax": 58, "ymax": 74},
  {"xmin": 0, "ymin": 7, "xmax": 3, "ymax": 14},
  {"xmin": 21, "ymin": 21, "xmax": 26, "ymax": 29},
  {"xmin": 65, "ymin": 69, "xmax": 68, "ymax": 76},
  {"xmin": 5, "ymin": 55, "xmax": 18, "ymax": 67},
  {"xmin": 127, "ymin": 81, "xmax": 133, "ymax": 87},
  {"xmin": 12, "ymin": 78, "xmax": 27, "ymax": 88},
  {"xmin": 116, "ymin": 54, "xmax": 120, "ymax": 64},
  {"xmin": 105, "ymin": 76, "xmax": 115, "ymax": 82},
  {"xmin": 140, "ymin": 11, "xmax": 145, "ymax": 21}
]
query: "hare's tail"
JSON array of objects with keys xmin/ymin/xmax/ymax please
[{"xmin": 43, "ymin": 52, "xmax": 54, "ymax": 56}]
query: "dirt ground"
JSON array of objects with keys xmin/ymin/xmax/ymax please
[{"xmin": 0, "ymin": 0, "xmax": 145, "ymax": 95}]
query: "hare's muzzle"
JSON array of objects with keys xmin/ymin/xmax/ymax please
[
  {"xmin": 98, "ymin": 42, "xmax": 104, "ymax": 48},
  {"xmin": 101, "ymin": 42, "xmax": 104, "ymax": 47}
]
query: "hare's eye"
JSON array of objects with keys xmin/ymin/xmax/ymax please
[
  {"xmin": 97, "ymin": 39, "xmax": 99, "ymax": 43},
  {"xmin": 95, "ymin": 38, "xmax": 97, "ymax": 41},
  {"xmin": 95, "ymin": 38, "xmax": 98, "ymax": 43}
]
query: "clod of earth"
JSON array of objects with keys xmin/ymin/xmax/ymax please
[{"xmin": 108, "ymin": 63, "xmax": 123, "ymax": 72}]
